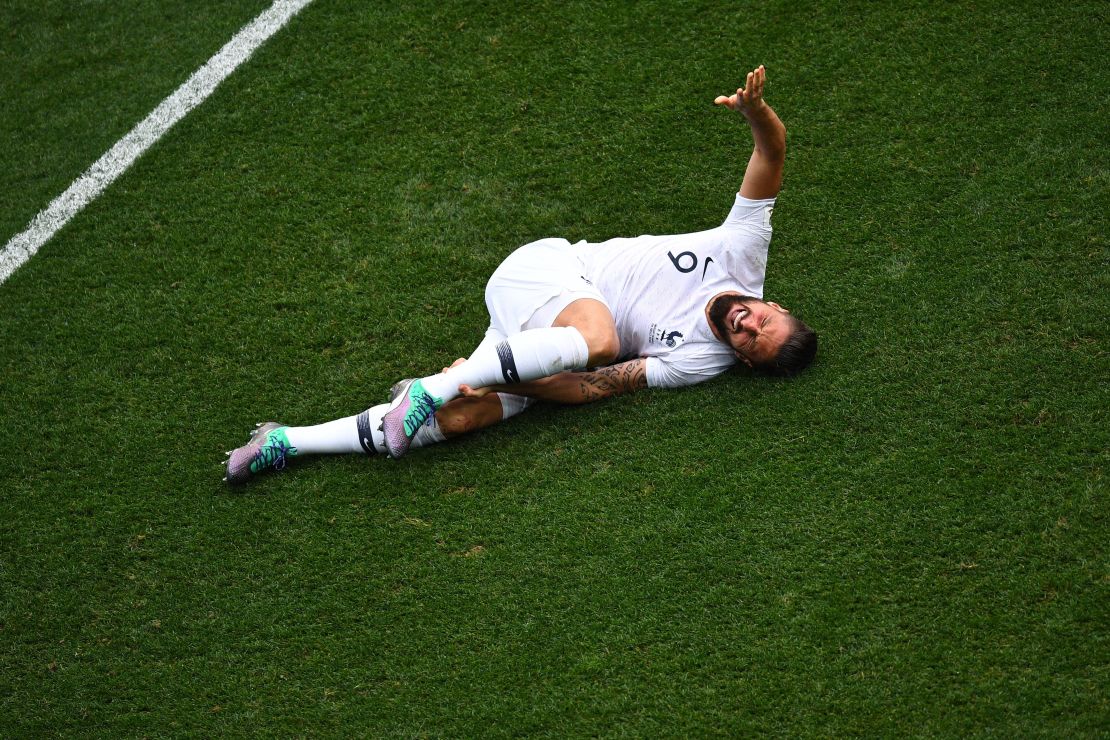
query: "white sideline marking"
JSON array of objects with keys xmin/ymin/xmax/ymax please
[{"xmin": 0, "ymin": 0, "xmax": 315, "ymax": 286}]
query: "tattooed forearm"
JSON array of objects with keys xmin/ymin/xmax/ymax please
[
  {"xmin": 496, "ymin": 360, "xmax": 647, "ymax": 404},
  {"xmin": 577, "ymin": 373, "xmax": 618, "ymax": 402},
  {"xmin": 575, "ymin": 360, "xmax": 647, "ymax": 402}
]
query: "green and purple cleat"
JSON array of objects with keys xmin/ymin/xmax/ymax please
[
  {"xmin": 224, "ymin": 422, "xmax": 297, "ymax": 484},
  {"xmin": 380, "ymin": 379, "xmax": 442, "ymax": 458}
]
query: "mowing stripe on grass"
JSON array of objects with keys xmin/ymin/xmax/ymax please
[{"xmin": 0, "ymin": 0, "xmax": 315, "ymax": 286}]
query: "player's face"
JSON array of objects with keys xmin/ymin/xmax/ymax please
[{"xmin": 706, "ymin": 293, "xmax": 793, "ymax": 367}]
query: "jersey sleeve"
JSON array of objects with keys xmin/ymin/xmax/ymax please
[
  {"xmin": 722, "ymin": 194, "xmax": 775, "ymax": 234},
  {"xmin": 645, "ymin": 348, "xmax": 736, "ymax": 389},
  {"xmin": 717, "ymin": 194, "xmax": 775, "ymax": 297}
]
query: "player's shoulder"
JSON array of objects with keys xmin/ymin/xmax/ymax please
[{"xmin": 722, "ymin": 193, "xmax": 776, "ymax": 232}]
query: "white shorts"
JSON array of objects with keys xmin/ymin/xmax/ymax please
[{"xmin": 484, "ymin": 237, "xmax": 609, "ymax": 337}]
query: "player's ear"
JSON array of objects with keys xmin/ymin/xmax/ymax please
[
  {"xmin": 767, "ymin": 301, "xmax": 789, "ymax": 314},
  {"xmin": 735, "ymin": 352, "xmax": 753, "ymax": 367}
]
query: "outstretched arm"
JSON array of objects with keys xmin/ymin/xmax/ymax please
[
  {"xmin": 461, "ymin": 358, "xmax": 648, "ymax": 405},
  {"xmin": 714, "ymin": 65, "xmax": 786, "ymax": 200}
]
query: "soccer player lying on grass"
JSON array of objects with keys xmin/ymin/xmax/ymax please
[{"xmin": 224, "ymin": 65, "xmax": 817, "ymax": 483}]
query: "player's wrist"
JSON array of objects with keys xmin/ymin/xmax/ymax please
[{"xmin": 741, "ymin": 101, "xmax": 771, "ymax": 120}]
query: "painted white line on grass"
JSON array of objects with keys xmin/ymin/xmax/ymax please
[{"xmin": 0, "ymin": 0, "xmax": 315, "ymax": 286}]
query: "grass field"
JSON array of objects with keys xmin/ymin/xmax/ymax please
[{"xmin": 1, "ymin": 0, "xmax": 1107, "ymax": 735}]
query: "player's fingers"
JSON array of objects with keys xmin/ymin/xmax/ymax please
[{"xmin": 715, "ymin": 93, "xmax": 739, "ymax": 110}]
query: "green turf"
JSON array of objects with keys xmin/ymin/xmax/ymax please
[{"xmin": 1, "ymin": 0, "xmax": 1107, "ymax": 735}]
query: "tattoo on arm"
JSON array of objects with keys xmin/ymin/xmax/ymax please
[{"xmin": 575, "ymin": 360, "xmax": 647, "ymax": 403}]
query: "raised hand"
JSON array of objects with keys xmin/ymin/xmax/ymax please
[
  {"xmin": 715, "ymin": 65, "xmax": 785, "ymax": 198},
  {"xmin": 714, "ymin": 65, "xmax": 767, "ymax": 116}
]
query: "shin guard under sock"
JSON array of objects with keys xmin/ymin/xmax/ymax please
[{"xmin": 420, "ymin": 326, "xmax": 589, "ymax": 402}]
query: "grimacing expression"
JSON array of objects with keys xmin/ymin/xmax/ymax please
[{"xmin": 706, "ymin": 293, "xmax": 793, "ymax": 367}]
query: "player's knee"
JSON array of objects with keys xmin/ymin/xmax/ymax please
[{"xmin": 586, "ymin": 328, "xmax": 620, "ymax": 366}]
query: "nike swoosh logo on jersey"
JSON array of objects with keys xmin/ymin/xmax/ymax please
[{"xmin": 701, "ymin": 256, "xmax": 715, "ymax": 280}]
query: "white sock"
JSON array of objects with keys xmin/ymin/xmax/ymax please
[
  {"xmin": 420, "ymin": 326, "xmax": 589, "ymax": 402},
  {"xmin": 498, "ymin": 392, "xmax": 534, "ymax": 419},
  {"xmin": 284, "ymin": 403, "xmax": 446, "ymax": 455},
  {"xmin": 284, "ymin": 404, "xmax": 387, "ymax": 455},
  {"xmin": 411, "ymin": 414, "xmax": 447, "ymax": 449},
  {"xmin": 283, "ymin": 414, "xmax": 368, "ymax": 455}
]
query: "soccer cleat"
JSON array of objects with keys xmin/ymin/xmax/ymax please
[
  {"xmin": 224, "ymin": 422, "xmax": 297, "ymax": 484},
  {"xmin": 380, "ymin": 379, "xmax": 442, "ymax": 458},
  {"xmin": 389, "ymin": 378, "xmax": 415, "ymax": 403}
]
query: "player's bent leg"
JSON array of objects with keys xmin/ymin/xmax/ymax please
[
  {"xmin": 552, "ymin": 298, "xmax": 620, "ymax": 366},
  {"xmin": 383, "ymin": 328, "xmax": 587, "ymax": 457},
  {"xmin": 381, "ymin": 295, "xmax": 613, "ymax": 459}
]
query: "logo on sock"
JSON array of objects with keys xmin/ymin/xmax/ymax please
[
  {"xmin": 356, "ymin": 409, "xmax": 376, "ymax": 455},
  {"xmin": 496, "ymin": 340, "xmax": 520, "ymax": 384}
]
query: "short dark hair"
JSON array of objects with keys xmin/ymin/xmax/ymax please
[{"xmin": 754, "ymin": 316, "xmax": 817, "ymax": 377}]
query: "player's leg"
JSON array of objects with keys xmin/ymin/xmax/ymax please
[
  {"xmin": 223, "ymin": 407, "xmax": 410, "ymax": 484},
  {"xmin": 383, "ymin": 302, "xmax": 617, "ymax": 457},
  {"xmin": 382, "ymin": 326, "xmax": 585, "ymax": 457},
  {"xmin": 223, "ymin": 392, "xmax": 526, "ymax": 484},
  {"xmin": 382, "ymin": 238, "xmax": 620, "ymax": 458},
  {"xmin": 286, "ymin": 391, "xmax": 515, "ymax": 453},
  {"xmin": 548, "ymin": 297, "xmax": 620, "ymax": 365}
]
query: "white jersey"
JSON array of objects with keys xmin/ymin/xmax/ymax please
[{"xmin": 575, "ymin": 194, "xmax": 775, "ymax": 388}]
